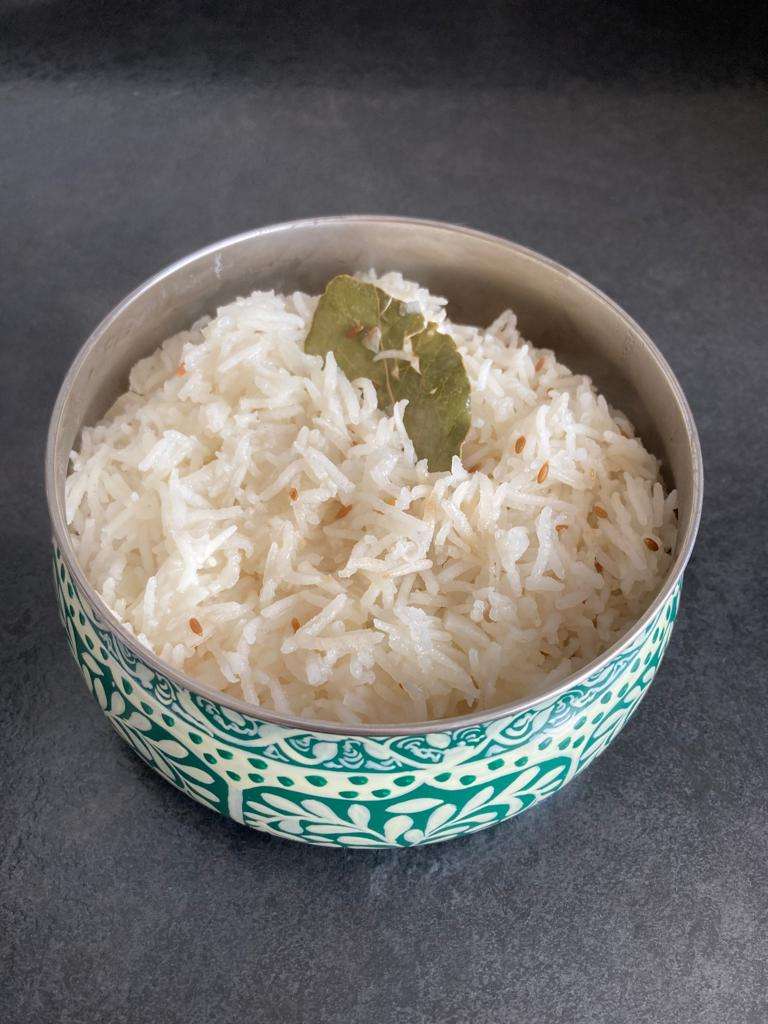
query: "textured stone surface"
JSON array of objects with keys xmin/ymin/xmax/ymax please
[{"xmin": 1, "ymin": 3, "xmax": 767, "ymax": 1022}]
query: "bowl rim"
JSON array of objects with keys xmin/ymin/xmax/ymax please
[{"xmin": 46, "ymin": 214, "xmax": 704, "ymax": 737}]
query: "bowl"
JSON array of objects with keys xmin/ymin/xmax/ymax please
[{"xmin": 46, "ymin": 216, "xmax": 703, "ymax": 847}]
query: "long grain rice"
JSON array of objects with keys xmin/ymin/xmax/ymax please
[{"xmin": 66, "ymin": 272, "xmax": 677, "ymax": 724}]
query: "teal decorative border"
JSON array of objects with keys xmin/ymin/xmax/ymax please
[{"xmin": 54, "ymin": 545, "xmax": 680, "ymax": 847}]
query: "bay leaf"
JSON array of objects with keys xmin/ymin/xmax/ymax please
[
  {"xmin": 304, "ymin": 275, "xmax": 424, "ymax": 405},
  {"xmin": 398, "ymin": 324, "xmax": 471, "ymax": 472},
  {"xmin": 305, "ymin": 275, "xmax": 471, "ymax": 472}
]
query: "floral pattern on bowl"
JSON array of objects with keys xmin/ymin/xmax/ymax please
[{"xmin": 54, "ymin": 546, "xmax": 680, "ymax": 848}]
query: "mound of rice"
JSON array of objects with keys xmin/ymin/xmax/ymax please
[{"xmin": 66, "ymin": 272, "xmax": 677, "ymax": 724}]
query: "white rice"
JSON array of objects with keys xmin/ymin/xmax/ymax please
[{"xmin": 66, "ymin": 272, "xmax": 677, "ymax": 724}]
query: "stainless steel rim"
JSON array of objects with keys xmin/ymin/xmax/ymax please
[{"xmin": 46, "ymin": 214, "xmax": 704, "ymax": 736}]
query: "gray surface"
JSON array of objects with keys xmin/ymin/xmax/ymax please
[{"xmin": 2, "ymin": 4, "xmax": 767, "ymax": 1023}]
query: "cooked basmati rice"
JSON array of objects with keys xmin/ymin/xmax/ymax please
[{"xmin": 66, "ymin": 272, "xmax": 677, "ymax": 724}]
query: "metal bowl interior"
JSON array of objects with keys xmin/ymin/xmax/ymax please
[{"xmin": 46, "ymin": 215, "xmax": 703, "ymax": 735}]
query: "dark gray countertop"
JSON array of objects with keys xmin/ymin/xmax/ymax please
[{"xmin": 2, "ymin": 4, "xmax": 767, "ymax": 1022}]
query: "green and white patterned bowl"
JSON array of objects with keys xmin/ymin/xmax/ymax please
[{"xmin": 46, "ymin": 217, "xmax": 703, "ymax": 848}]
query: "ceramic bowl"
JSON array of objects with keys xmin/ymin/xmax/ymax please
[{"xmin": 46, "ymin": 216, "xmax": 702, "ymax": 848}]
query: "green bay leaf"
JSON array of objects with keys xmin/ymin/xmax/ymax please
[
  {"xmin": 304, "ymin": 275, "xmax": 424, "ymax": 405},
  {"xmin": 305, "ymin": 275, "xmax": 471, "ymax": 472},
  {"xmin": 398, "ymin": 325, "xmax": 471, "ymax": 472}
]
